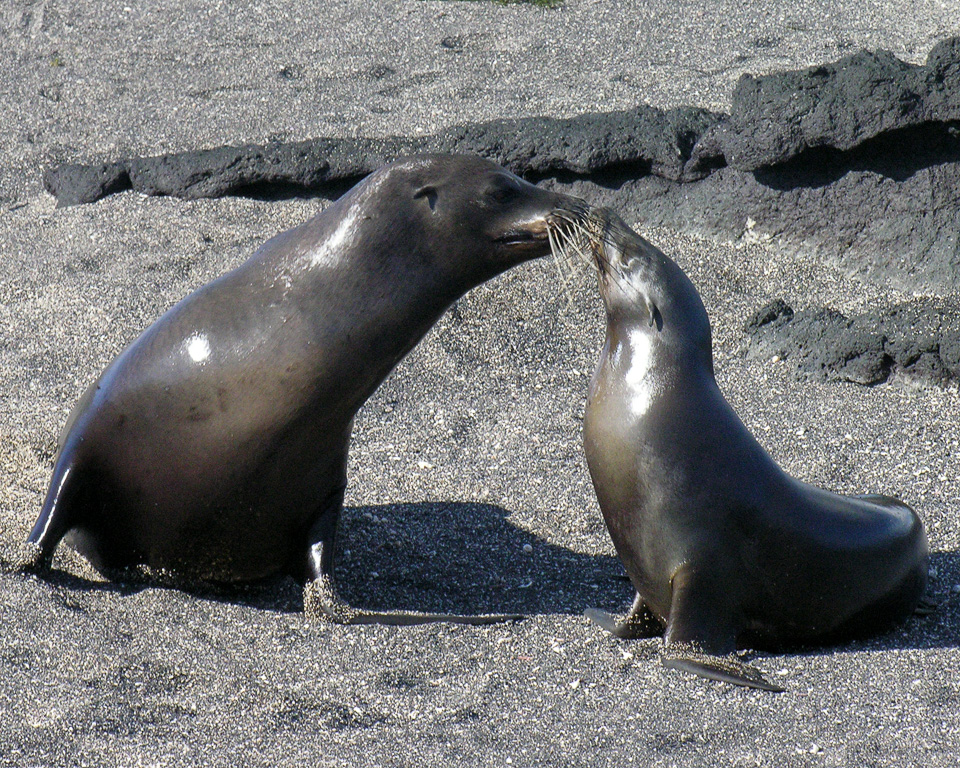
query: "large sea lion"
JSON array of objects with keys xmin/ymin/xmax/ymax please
[
  {"xmin": 567, "ymin": 207, "xmax": 929, "ymax": 690},
  {"xmin": 23, "ymin": 154, "xmax": 587, "ymax": 625}
]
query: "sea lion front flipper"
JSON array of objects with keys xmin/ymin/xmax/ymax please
[
  {"xmin": 302, "ymin": 487, "xmax": 523, "ymax": 626},
  {"xmin": 662, "ymin": 646, "xmax": 785, "ymax": 692},
  {"xmin": 585, "ymin": 592, "xmax": 662, "ymax": 639},
  {"xmin": 661, "ymin": 566, "xmax": 784, "ymax": 692}
]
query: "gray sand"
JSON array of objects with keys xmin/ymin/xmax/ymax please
[{"xmin": 2, "ymin": 2, "xmax": 959, "ymax": 766}]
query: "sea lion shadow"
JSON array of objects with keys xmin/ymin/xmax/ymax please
[
  {"xmin": 219, "ymin": 537, "xmax": 960, "ymax": 649},
  {"xmin": 23, "ymin": 557, "xmax": 306, "ymax": 613},
  {"xmin": 332, "ymin": 501, "xmax": 630, "ymax": 618},
  {"xmin": 29, "ymin": 501, "xmax": 631, "ymax": 618},
  {"xmin": 170, "ymin": 500, "xmax": 630, "ymax": 617}
]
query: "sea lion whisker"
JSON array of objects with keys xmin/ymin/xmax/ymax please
[
  {"xmin": 560, "ymin": 222, "xmax": 593, "ymax": 265},
  {"xmin": 550, "ymin": 217, "xmax": 638, "ymax": 298},
  {"xmin": 549, "ymin": 219, "xmax": 584, "ymax": 276},
  {"xmin": 557, "ymin": 222, "xmax": 585, "ymax": 271},
  {"xmin": 551, "ymin": 212, "xmax": 640, "ymax": 299},
  {"xmin": 556, "ymin": 221, "xmax": 595, "ymax": 274},
  {"xmin": 548, "ymin": 226, "xmax": 575, "ymax": 306},
  {"xmin": 561, "ymin": 213, "xmax": 597, "ymax": 245},
  {"xmin": 567, "ymin": 214, "xmax": 664, "ymax": 298},
  {"xmin": 565, "ymin": 216, "xmax": 610, "ymax": 267},
  {"xmin": 554, "ymin": 226, "xmax": 596, "ymax": 296},
  {"xmin": 550, "ymin": 224, "xmax": 576, "ymax": 268}
]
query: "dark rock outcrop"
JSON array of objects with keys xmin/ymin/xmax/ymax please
[
  {"xmin": 621, "ymin": 142, "xmax": 960, "ymax": 293},
  {"xmin": 42, "ymin": 37, "xmax": 960, "ymax": 293},
  {"xmin": 744, "ymin": 298, "xmax": 960, "ymax": 387},
  {"xmin": 717, "ymin": 37, "xmax": 960, "ymax": 171},
  {"xmin": 42, "ymin": 106, "xmax": 724, "ymax": 207}
]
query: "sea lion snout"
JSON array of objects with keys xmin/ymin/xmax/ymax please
[{"xmin": 494, "ymin": 190, "xmax": 589, "ymax": 260}]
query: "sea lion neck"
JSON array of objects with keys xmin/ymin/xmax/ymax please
[{"xmin": 601, "ymin": 298, "xmax": 715, "ymax": 385}]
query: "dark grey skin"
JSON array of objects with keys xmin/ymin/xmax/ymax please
[
  {"xmin": 23, "ymin": 154, "xmax": 587, "ymax": 625},
  {"xmin": 580, "ymin": 208, "xmax": 929, "ymax": 691}
]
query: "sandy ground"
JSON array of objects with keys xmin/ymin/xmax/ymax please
[{"xmin": 2, "ymin": 2, "xmax": 960, "ymax": 766}]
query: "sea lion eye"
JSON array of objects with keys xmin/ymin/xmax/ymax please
[
  {"xmin": 486, "ymin": 178, "xmax": 521, "ymax": 205},
  {"xmin": 414, "ymin": 186, "xmax": 438, "ymax": 210}
]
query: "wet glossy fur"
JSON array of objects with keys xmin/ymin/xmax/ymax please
[{"xmin": 574, "ymin": 208, "xmax": 929, "ymax": 690}]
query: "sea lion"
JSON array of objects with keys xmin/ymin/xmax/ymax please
[
  {"xmin": 564, "ymin": 207, "xmax": 929, "ymax": 691},
  {"xmin": 22, "ymin": 153, "xmax": 588, "ymax": 625}
]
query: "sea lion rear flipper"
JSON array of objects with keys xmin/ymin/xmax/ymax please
[
  {"xmin": 854, "ymin": 493, "xmax": 907, "ymax": 509},
  {"xmin": 303, "ymin": 488, "xmax": 523, "ymax": 627},
  {"xmin": 585, "ymin": 592, "xmax": 662, "ymax": 639},
  {"xmin": 662, "ymin": 647, "xmax": 785, "ymax": 692},
  {"xmin": 19, "ymin": 452, "xmax": 86, "ymax": 575}
]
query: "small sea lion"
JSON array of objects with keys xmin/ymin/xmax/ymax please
[
  {"xmin": 23, "ymin": 154, "xmax": 588, "ymax": 625},
  {"xmin": 561, "ymin": 207, "xmax": 929, "ymax": 690}
]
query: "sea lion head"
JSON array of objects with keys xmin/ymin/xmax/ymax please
[
  {"xmin": 581, "ymin": 207, "xmax": 713, "ymax": 370},
  {"xmin": 367, "ymin": 154, "xmax": 588, "ymax": 286}
]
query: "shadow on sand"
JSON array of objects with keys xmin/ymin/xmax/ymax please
[
  {"xmin": 14, "ymin": 503, "xmax": 957, "ymax": 656},
  {"xmin": 12, "ymin": 501, "xmax": 631, "ymax": 619}
]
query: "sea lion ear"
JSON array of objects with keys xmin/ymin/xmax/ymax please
[
  {"xmin": 414, "ymin": 186, "xmax": 438, "ymax": 210},
  {"xmin": 647, "ymin": 297, "xmax": 663, "ymax": 331}
]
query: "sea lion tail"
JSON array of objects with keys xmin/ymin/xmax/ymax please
[{"xmin": 19, "ymin": 453, "xmax": 85, "ymax": 575}]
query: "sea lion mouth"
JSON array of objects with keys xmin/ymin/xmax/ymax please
[{"xmin": 496, "ymin": 228, "xmax": 549, "ymax": 250}]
